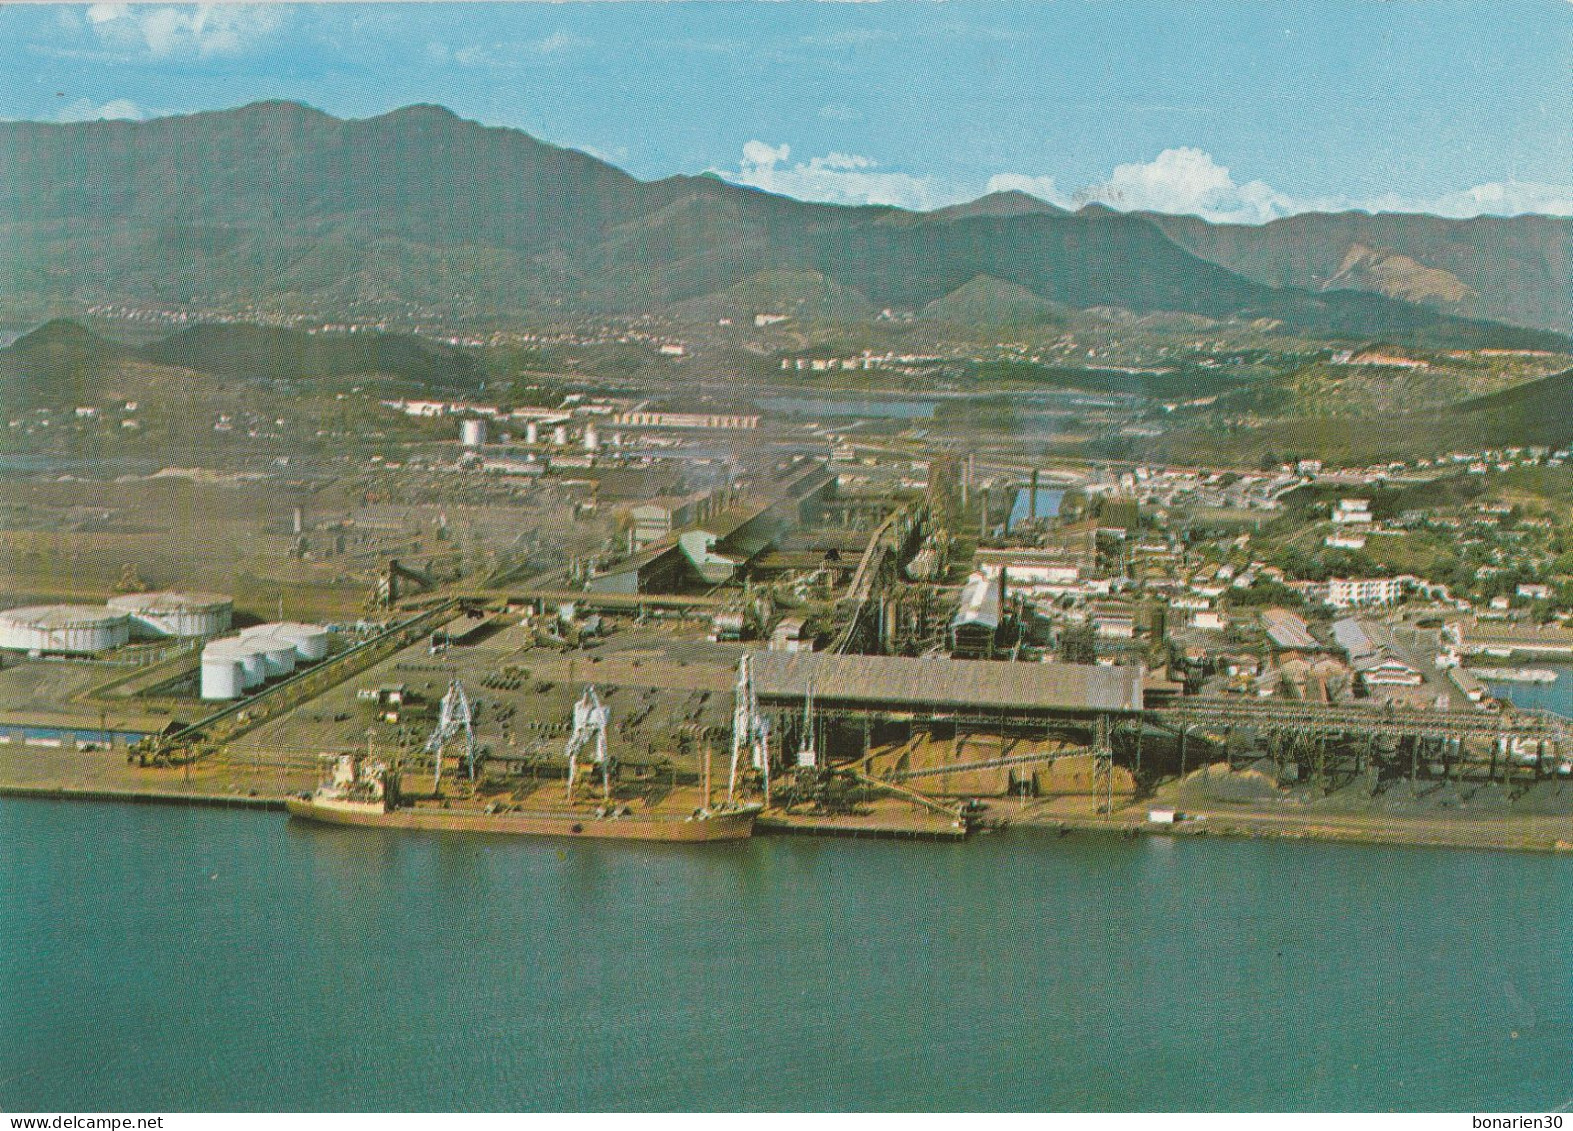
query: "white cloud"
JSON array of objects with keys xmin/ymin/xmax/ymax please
[
  {"xmin": 727, "ymin": 140, "xmax": 939, "ymax": 210},
  {"xmin": 729, "ymin": 141, "xmax": 1573, "ymax": 221},
  {"xmin": 988, "ymin": 148, "xmax": 1573, "ymax": 223},
  {"xmin": 1072, "ymin": 146, "xmax": 1296, "ymax": 224},
  {"xmin": 1356, "ymin": 181, "xmax": 1573, "ymax": 220},
  {"xmin": 53, "ymin": 98, "xmax": 150, "ymax": 123},
  {"xmin": 83, "ymin": 4, "xmax": 282, "ymax": 59},
  {"xmin": 433, "ymin": 31, "xmax": 591, "ymax": 68},
  {"xmin": 526, "ymin": 30, "xmax": 590, "ymax": 55},
  {"xmin": 741, "ymin": 140, "xmax": 791, "ymax": 168}
]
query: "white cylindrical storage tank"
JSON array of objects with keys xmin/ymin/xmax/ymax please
[
  {"xmin": 460, "ymin": 418, "xmax": 486, "ymax": 448},
  {"xmin": 107, "ymin": 591, "xmax": 233, "ymax": 638},
  {"xmin": 235, "ymin": 622, "xmax": 325, "ymax": 666},
  {"xmin": 552, "ymin": 425, "xmax": 568, "ymax": 446},
  {"xmin": 584, "ymin": 425, "xmax": 599, "ymax": 453},
  {"xmin": 199, "ymin": 652, "xmax": 245, "ymax": 700},
  {"xmin": 263, "ymin": 622, "xmax": 329, "ymax": 662},
  {"xmin": 201, "ymin": 639, "xmax": 257, "ymax": 697},
  {"xmin": 251, "ymin": 634, "xmax": 298, "ymax": 678},
  {"xmin": 525, "ymin": 421, "xmax": 539, "ymax": 445},
  {"xmin": 234, "ymin": 643, "xmax": 267, "ymax": 688},
  {"xmin": 0, "ymin": 605, "xmax": 130, "ymax": 654}
]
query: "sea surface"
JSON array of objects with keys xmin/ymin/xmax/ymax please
[{"xmin": 2, "ymin": 799, "xmax": 1571, "ymax": 1112}]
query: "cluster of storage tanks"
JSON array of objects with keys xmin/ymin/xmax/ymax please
[
  {"xmin": 199, "ymin": 622, "xmax": 329, "ymax": 701},
  {"xmin": 474, "ymin": 418, "xmax": 611, "ymax": 452},
  {"xmin": 0, "ymin": 592, "xmax": 233, "ymax": 655}
]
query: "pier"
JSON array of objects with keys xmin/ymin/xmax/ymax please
[{"xmin": 0, "ymin": 782, "xmax": 285, "ymax": 810}]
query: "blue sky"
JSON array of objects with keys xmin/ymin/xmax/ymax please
[{"xmin": 3, "ymin": 1, "xmax": 1570, "ymax": 221}]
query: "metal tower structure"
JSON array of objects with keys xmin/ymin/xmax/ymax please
[
  {"xmin": 564, "ymin": 685, "xmax": 612, "ymax": 801},
  {"xmin": 425, "ymin": 679, "xmax": 478, "ymax": 792},
  {"xmin": 794, "ymin": 682, "xmax": 818, "ymax": 770},
  {"xmin": 1091, "ymin": 714, "xmax": 1114, "ymax": 815},
  {"xmin": 729, "ymin": 655, "xmax": 772, "ymax": 804}
]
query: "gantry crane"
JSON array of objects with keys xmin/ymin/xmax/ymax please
[
  {"xmin": 729, "ymin": 655, "xmax": 773, "ymax": 805},
  {"xmin": 564, "ymin": 685, "xmax": 612, "ymax": 801},
  {"xmin": 425, "ymin": 679, "xmax": 478, "ymax": 792}
]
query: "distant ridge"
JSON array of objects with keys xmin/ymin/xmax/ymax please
[
  {"xmin": 920, "ymin": 274, "xmax": 1069, "ymax": 325},
  {"xmin": 142, "ymin": 324, "xmax": 477, "ymax": 387},
  {"xmin": 0, "ymin": 320, "xmax": 137, "ymax": 411},
  {"xmin": 922, "ymin": 190, "xmax": 1068, "ymax": 223},
  {"xmin": 1146, "ymin": 211, "xmax": 1571, "ymax": 334},
  {"xmin": 1450, "ymin": 365, "xmax": 1573, "ymax": 418},
  {"xmin": 0, "ymin": 101, "xmax": 1565, "ymax": 348},
  {"xmin": 0, "ymin": 319, "xmax": 478, "ymax": 415}
]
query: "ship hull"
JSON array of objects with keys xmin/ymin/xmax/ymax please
[{"xmin": 285, "ymin": 796, "xmax": 758, "ymax": 842}]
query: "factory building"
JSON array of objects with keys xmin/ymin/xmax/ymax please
[
  {"xmin": 107, "ymin": 592, "xmax": 233, "ymax": 639},
  {"xmin": 950, "ymin": 570, "xmax": 1002, "ymax": 659},
  {"xmin": 748, "ymin": 652, "xmax": 1146, "ymax": 725},
  {"xmin": 0, "ymin": 605, "xmax": 132, "ymax": 655},
  {"xmin": 1260, "ymin": 608, "xmax": 1320, "ymax": 653},
  {"xmin": 613, "ymin": 411, "xmax": 759, "ymax": 430},
  {"xmin": 1331, "ymin": 619, "xmax": 1424, "ymax": 690},
  {"xmin": 588, "ymin": 461, "xmax": 835, "ymax": 594}
]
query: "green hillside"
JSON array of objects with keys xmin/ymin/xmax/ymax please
[{"xmin": 0, "ymin": 102, "xmax": 1563, "ymax": 352}]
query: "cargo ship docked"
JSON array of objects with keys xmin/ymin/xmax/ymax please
[
  {"xmin": 285, "ymin": 753, "xmax": 760, "ymax": 841},
  {"xmin": 286, "ymin": 683, "xmax": 760, "ymax": 842}
]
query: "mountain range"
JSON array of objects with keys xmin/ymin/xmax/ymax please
[{"xmin": 0, "ymin": 102, "xmax": 1566, "ymax": 347}]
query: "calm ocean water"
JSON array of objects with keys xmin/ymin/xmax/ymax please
[
  {"xmin": 1487, "ymin": 663, "xmax": 1573, "ymax": 718},
  {"xmin": 2, "ymin": 799, "xmax": 1570, "ymax": 1112}
]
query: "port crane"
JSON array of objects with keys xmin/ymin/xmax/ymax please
[
  {"xmin": 729, "ymin": 655, "xmax": 772, "ymax": 804},
  {"xmin": 794, "ymin": 682, "xmax": 818, "ymax": 770},
  {"xmin": 424, "ymin": 679, "xmax": 478, "ymax": 792},
  {"xmin": 564, "ymin": 685, "xmax": 612, "ymax": 801}
]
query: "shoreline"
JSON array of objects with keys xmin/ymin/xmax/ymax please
[
  {"xmin": 4, "ymin": 776, "xmax": 1572, "ymax": 855},
  {"xmin": 3, "ymin": 742, "xmax": 1571, "ymax": 854},
  {"xmin": 0, "ymin": 781, "xmax": 285, "ymax": 810},
  {"xmin": 1000, "ymin": 804, "xmax": 1573, "ymax": 855}
]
